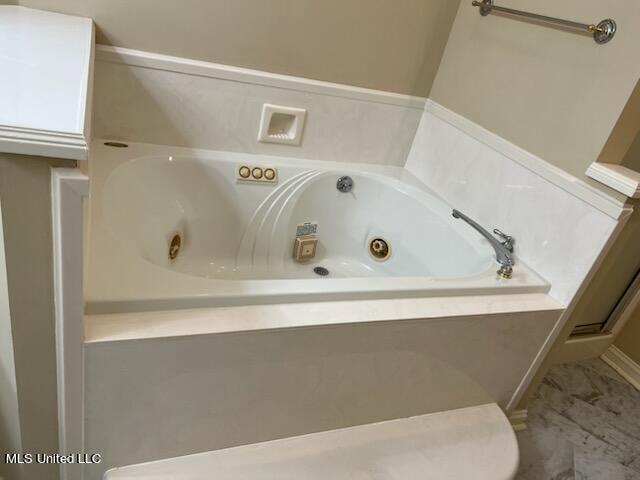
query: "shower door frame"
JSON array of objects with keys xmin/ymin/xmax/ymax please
[{"xmin": 604, "ymin": 268, "xmax": 640, "ymax": 335}]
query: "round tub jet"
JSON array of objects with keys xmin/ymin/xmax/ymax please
[{"xmin": 368, "ymin": 237, "xmax": 391, "ymax": 261}]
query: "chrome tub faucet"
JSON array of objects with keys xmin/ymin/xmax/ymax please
[{"xmin": 452, "ymin": 209, "xmax": 515, "ymax": 279}]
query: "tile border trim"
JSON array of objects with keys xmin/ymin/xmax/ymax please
[{"xmin": 602, "ymin": 345, "xmax": 640, "ymax": 392}]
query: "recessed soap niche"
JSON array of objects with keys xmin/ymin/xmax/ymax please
[{"xmin": 258, "ymin": 104, "xmax": 307, "ymax": 145}]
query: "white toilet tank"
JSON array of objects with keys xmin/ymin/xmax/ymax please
[{"xmin": 103, "ymin": 403, "xmax": 519, "ymax": 480}]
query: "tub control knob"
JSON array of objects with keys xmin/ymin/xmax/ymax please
[
  {"xmin": 252, "ymin": 167, "xmax": 263, "ymax": 179},
  {"xmin": 264, "ymin": 168, "xmax": 276, "ymax": 180},
  {"xmin": 239, "ymin": 166, "xmax": 251, "ymax": 178}
]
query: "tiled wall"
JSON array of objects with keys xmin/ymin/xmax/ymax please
[
  {"xmin": 406, "ymin": 102, "xmax": 622, "ymax": 306},
  {"xmin": 92, "ymin": 49, "xmax": 424, "ymax": 167}
]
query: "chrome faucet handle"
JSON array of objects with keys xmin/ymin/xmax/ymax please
[
  {"xmin": 451, "ymin": 209, "xmax": 515, "ymax": 278},
  {"xmin": 493, "ymin": 229, "xmax": 515, "ymax": 252}
]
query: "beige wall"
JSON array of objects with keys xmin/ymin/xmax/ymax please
[
  {"xmin": 17, "ymin": 0, "xmax": 460, "ymax": 97},
  {"xmin": 611, "ymin": 129, "xmax": 640, "ymax": 361},
  {"xmin": 616, "ymin": 307, "xmax": 640, "ymax": 365},
  {"xmin": 0, "ymin": 200, "xmax": 23, "ymax": 480},
  {"xmin": 622, "ymin": 131, "xmax": 640, "ymax": 172},
  {"xmin": 431, "ymin": 0, "xmax": 640, "ymax": 193},
  {"xmin": 0, "ymin": 154, "xmax": 75, "ymax": 480},
  {"xmin": 598, "ymin": 80, "xmax": 640, "ymax": 168}
]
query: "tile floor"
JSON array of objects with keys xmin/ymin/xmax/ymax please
[{"xmin": 516, "ymin": 358, "xmax": 640, "ymax": 480}]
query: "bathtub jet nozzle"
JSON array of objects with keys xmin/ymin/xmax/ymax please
[{"xmin": 368, "ymin": 237, "xmax": 391, "ymax": 261}]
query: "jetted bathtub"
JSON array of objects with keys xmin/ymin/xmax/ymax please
[{"xmin": 86, "ymin": 141, "xmax": 549, "ymax": 313}]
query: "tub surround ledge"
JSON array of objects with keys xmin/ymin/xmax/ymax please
[{"xmin": 84, "ymin": 293, "xmax": 562, "ymax": 343}]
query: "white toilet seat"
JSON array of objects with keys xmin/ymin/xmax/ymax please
[{"xmin": 104, "ymin": 403, "xmax": 519, "ymax": 480}]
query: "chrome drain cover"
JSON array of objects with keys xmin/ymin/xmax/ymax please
[{"xmin": 313, "ymin": 266, "xmax": 329, "ymax": 276}]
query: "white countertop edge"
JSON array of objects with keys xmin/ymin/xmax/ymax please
[
  {"xmin": 78, "ymin": 24, "xmax": 96, "ymax": 152},
  {"xmin": 0, "ymin": 125, "xmax": 88, "ymax": 160},
  {"xmin": 0, "ymin": 6, "xmax": 93, "ymax": 160},
  {"xmin": 586, "ymin": 162, "xmax": 640, "ymax": 199},
  {"xmin": 84, "ymin": 293, "xmax": 562, "ymax": 343}
]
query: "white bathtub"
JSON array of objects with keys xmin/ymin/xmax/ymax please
[{"xmin": 86, "ymin": 141, "xmax": 548, "ymax": 313}]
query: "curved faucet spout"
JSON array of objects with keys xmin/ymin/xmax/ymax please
[{"xmin": 452, "ymin": 209, "xmax": 515, "ymax": 278}]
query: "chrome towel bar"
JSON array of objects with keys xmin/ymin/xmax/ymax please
[{"xmin": 471, "ymin": 0, "xmax": 616, "ymax": 44}]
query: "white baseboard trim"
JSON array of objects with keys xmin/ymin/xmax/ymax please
[
  {"xmin": 601, "ymin": 345, "xmax": 640, "ymax": 391},
  {"xmin": 509, "ymin": 409, "xmax": 528, "ymax": 432},
  {"xmin": 52, "ymin": 169, "xmax": 89, "ymax": 480},
  {"xmin": 425, "ymin": 100, "xmax": 627, "ymax": 220},
  {"xmin": 95, "ymin": 45, "xmax": 427, "ymax": 110},
  {"xmin": 553, "ymin": 333, "xmax": 615, "ymax": 365}
]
